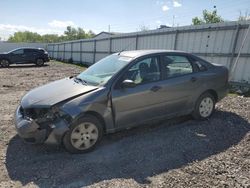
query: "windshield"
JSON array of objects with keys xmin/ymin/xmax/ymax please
[
  {"xmin": 77, "ymin": 54, "xmax": 132, "ymax": 86},
  {"xmin": 7, "ymin": 49, "xmax": 20, "ymax": 53}
]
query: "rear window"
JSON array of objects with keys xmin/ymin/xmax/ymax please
[
  {"xmin": 38, "ymin": 49, "xmax": 45, "ymax": 52},
  {"xmin": 38, "ymin": 49, "xmax": 47, "ymax": 54}
]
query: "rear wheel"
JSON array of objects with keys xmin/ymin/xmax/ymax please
[
  {"xmin": 192, "ymin": 92, "xmax": 215, "ymax": 120},
  {"xmin": 0, "ymin": 59, "xmax": 10, "ymax": 68},
  {"xmin": 63, "ymin": 115, "xmax": 103, "ymax": 154},
  {"xmin": 36, "ymin": 58, "xmax": 44, "ymax": 66}
]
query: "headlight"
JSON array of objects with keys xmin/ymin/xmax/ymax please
[{"xmin": 23, "ymin": 108, "xmax": 55, "ymax": 121}]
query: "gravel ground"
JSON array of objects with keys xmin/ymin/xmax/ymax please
[{"xmin": 0, "ymin": 61, "xmax": 249, "ymax": 188}]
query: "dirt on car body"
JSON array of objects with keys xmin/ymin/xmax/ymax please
[{"xmin": 0, "ymin": 61, "xmax": 249, "ymax": 188}]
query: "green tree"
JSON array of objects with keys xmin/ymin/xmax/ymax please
[
  {"xmin": 8, "ymin": 26, "xmax": 95, "ymax": 43},
  {"xmin": 64, "ymin": 26, "xmax": 95, "ymax": 40},
  {"xmin": 192, "ymin": 17, "xmax": 204, "ymax": 25},
  {"xmin": 41, "ymin": 34, "xmax": 61, "ymax": 43},
  {"xmin": 8, "ymin": 31, "xmax": 42, "ymax": 42},
  {"xmin": 192, "ymin": 9, "xmax": 224, "ymax": 25}
]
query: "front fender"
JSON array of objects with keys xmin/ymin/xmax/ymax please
[{"xmin": 58, "ymin": 87, "xmax": 115, "ymax": 133}]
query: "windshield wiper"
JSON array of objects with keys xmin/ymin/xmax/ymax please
[{"xmin": 74, "ymin": 77, "xmax": 87, "ymax": 85}]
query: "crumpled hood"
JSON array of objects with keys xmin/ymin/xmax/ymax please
[{"xmin": 21, "ymin": 78, "xmax": 98, "ymax": 108}]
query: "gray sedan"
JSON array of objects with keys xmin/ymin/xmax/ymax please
[{"xmin": 15, "ymin": 50, "xmax": 228, "ymax": 153}]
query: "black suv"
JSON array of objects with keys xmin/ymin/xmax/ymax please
[{"xmin": 0, "ymin": 48, "xmax": 50, "ymax": 67}]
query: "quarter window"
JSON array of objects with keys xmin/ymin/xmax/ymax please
[
  {"xmin": 124, "ymin": 57, "xmax": 160, "ymax": 85},
  {"xmin": 163, "ymin": 55, "xmax": 193, "ymax": 78},
  {"xmin": 194, "ymin": 60, "xmax": 207, "ymax": 71},
  {"xmin": 25, "ymin": 49, "xmax": 36, "ymax": 53}
]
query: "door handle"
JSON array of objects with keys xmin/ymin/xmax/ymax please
[
  {"xmin": 190, "ymin": 77, "xmax": 197, "ymax": 82},
  {"xmin": 150, "ymin": 85, "xmax": 162, "ymax": 92}
]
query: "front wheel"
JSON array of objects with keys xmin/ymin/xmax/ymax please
[
  {"xmin": 0, "ymin": 59, "xmax": 10, "ymax": 68},
  {"xmin": 36, "ymin": 58, "xmax": 44, "ymax": 66},
  {"xmin": 63, "ymin": 115, "xmax": 103, "ymax": 154},
  {"xmin": 192, "ymin": 92, "xmax": 215, "ymax": 120}
]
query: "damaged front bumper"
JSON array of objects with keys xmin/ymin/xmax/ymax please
[{"xmin": 14, "ymin": 106, "xmax": 69, "ymax": 145}]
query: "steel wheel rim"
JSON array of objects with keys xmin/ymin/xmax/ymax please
[
  {"xmin": 70, "ymin": 122, "xmax": 99, "ymax": 150},
  {"xmin": 1, "ymin": 60, "xmax": 9, "ymax": 67},
  {"xmin": 199, "ymin": 97, "xmax": 214, "ymax": 118},
  {"xmin": 37, "ymin": 59, "xmax": 43, "ymax": 65}
]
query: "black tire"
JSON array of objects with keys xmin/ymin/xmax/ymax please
[
  {"xmin": 36, "ymin": 58, "xmax": 44, "ymax": 66},
  {"xmin": 0, "ymin": 59, "xmax": 10, "ymax": 68},
  {"xmin": 192, "ymin": 92, "xmax": 215, "ymax": 120},
  {"xmin": 63, "ymin": 115, "xmax": 103, "ymax": 154}
]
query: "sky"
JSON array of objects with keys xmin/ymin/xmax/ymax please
[{"xmin": 0, "ymin": 0, "xmax": 249, "ymax": 40}]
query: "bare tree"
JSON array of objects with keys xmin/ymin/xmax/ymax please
[{"xmin": 238, "ymin": 10, "xmax": 250, "ymax": 21}]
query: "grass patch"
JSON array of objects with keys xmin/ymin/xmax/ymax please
[
  {"xmin": 52, "ymin": 60, "xmax": 87, "ymax": 71},
  {"xmin": 228, "ymin": 92, "xmax": 239, "ymax": 97}
]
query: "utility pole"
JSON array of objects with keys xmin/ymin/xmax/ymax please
[
  {"xmin": 172, "ymin": 15, "xmax": 175, "ymax": 27},
  {"xmin": 108, "ymin": 25, "xmax": 111, "ymax": 32}
]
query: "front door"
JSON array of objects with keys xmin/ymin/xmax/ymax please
[
  {"xmin": 111, "ymin": 55, "xmax": 166, "ymax": 128},
  {"xmin": 9, "ymin": 49, "xmax": 25, "ymax": 63}
]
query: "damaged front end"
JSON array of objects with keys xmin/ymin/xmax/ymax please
[
  {"xmin": 14, "ymin": 77, "xmax": 101, "ymax": 145},
  {"xmin": 15, "ymin": 105, "xmax": 71, "ymax": 144}
]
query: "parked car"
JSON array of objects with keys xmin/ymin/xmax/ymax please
[
  {"xmin": 0, "ymin": 48, "xmax": 50, "ymax": 67},
  {"xmin": 14, "ymin": 50, "xmax": 229, "ymax": 153}
]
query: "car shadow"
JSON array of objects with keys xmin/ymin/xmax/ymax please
[
  {"xmin": 2, "ymin": 64, "xmax": 49, "ymax": 68},
  {"xmin": 5, "ymin": 110, "xmax": 250, "ymax": 187}
]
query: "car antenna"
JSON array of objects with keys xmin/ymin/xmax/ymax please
[{"xmin": 118, "ymin": 36, "xmax": 138, "ymax": 55}]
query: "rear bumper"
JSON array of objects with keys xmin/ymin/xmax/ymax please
[{"xmin": 217, "ymin": 84, "xmax": 229, "ymax": 101}]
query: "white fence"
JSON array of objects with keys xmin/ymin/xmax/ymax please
[
  {"xmin": 0, "ymin": 42, "xmax": 47, "ymax": 53},
  {"xmin": 47, "ymin": 20, "xmax": 250, "ymax": 83}
]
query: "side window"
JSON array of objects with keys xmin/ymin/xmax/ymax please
[
  {"xmin": 12, "ymin": 49, "xmax": 24, "ymax": 55},
  {"xmin": 124, "ymin": 57, "xmax": 160, "ymax": 85},
  {"xmin": 163, "ymin": 55, "xmax": 193, "ymax": 78},
  {"xmin": 25, "ymin": 49, "xmax": 36, "ymax": 54}
]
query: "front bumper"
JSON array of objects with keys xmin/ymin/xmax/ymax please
[
  {"xmin": 15, "ymin": 106, "xmax": 47, "ymax": 144},
  {"xmin": 14, "ymin": 106, "xmax": 69, "ymax": 144}
]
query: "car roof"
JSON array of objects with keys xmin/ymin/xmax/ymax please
[
  {"xmin": 14, "ymin": 47, "xmax": 44, "ymax": 50},
  {"xmin": 117, "ymin": 50, "xmax": 186, "ymax": 58}
]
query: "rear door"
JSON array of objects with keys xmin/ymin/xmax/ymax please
[
  {"xmin": 23, "ymin": 49, "xmax": 38, "ymax": 63},
  {"xmin": 157, "ymin": 53, "xmax": 202, "ymax": 115}
]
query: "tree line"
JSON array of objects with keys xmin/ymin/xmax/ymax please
[
  {"xmin": 192, "ymin": 9, "xmax": 249, "ymax": 25},
  {"xmin": 8, "ymin": 26, "xmax": 95, "ymax": 43}
]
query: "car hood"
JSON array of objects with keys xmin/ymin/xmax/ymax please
[
  {"xmin": 21, "ymin": 78, "xmax": 98, "ymax": 108},
  {"xmin": 0, "ymin": 53, "xmax": 7, "ymax": 56}
]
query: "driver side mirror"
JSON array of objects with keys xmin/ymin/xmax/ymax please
[{"xmin": 121, "ymin": 79, "xmax": 136, "ymax": 88}]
